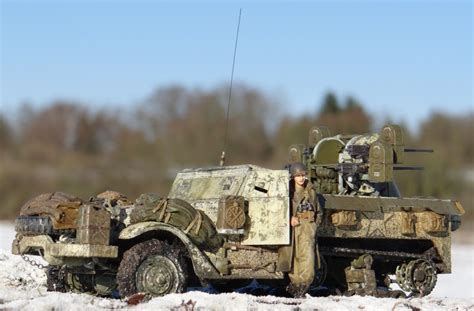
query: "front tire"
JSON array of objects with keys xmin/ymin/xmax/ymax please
[{"xmin": 117, "ymin": 239, "xmax": 187, "ymax": 298}]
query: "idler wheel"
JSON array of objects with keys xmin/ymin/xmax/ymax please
[{"xmin": 395, "ymin": 259, "xmax": 437, "ymax": 297}]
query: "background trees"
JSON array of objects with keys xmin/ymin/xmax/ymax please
[{"xmin": 0, "ymin": 85, "xmax": 472, "ymax": 223}]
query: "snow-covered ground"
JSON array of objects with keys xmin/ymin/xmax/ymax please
[{"xmin": 0, "ymin": 222, "xmax": 472, "ymax": 310}]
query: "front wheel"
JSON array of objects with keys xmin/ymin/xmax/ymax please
[{"xmin": 116, "ymin": 239, "xmax": 187, "ymax": 298}]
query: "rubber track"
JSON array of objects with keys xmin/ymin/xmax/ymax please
[
  {"xmin": 116, "ymin": 239, "xmax": 188, "ymax": 298},
  {"xmin": 320, "ymin": 246, "xmax": 431, "ymax": 260}
]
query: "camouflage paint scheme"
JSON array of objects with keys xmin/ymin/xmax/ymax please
[
  {"xmin": 319, "ymin": 195, "xmax": 463, "ymax": 273},
  {"xmin": 12, "ymin": 124, "xmax": 465, "ymax": 297}
]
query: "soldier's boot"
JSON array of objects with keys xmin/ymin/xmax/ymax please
[{"xmin": 286, "ymin": 283, "xmax": 310, "ymax": 298}]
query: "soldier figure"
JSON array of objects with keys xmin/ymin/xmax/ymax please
[{"xmin": 278, "ymin": 162, "xmax": 319, "ymax": 298}]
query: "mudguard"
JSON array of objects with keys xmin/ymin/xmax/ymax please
[{"xmin": 119, "ymin": 222, "xmax": 220, "ymax": 279}]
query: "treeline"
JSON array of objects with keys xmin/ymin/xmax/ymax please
[{"xmin": 0, "ymin": 84, "xmax": 472, "ymax": 221}]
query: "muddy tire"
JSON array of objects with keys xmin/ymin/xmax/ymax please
[
  {"xmin": 116, "ymin": 239, "xmax": 187, "ymax": 298},
  {"xmin": 15, "ymin": 215, "xmax": 74, "ymax": 236}
]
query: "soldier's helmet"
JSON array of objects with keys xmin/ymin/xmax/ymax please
[{"xmin": 290, "ymin": 162, "xmax": 307, "ymax": 177}]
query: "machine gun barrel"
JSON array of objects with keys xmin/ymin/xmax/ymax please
[
  {"xmin": 336, "ymin": 163, "xmax": 368, "ymax": 175},
  {"xmin": 393, "ymin": 165, "xmax": 424, "ymax": 171},
  {"xmin": 404, "ymin": 148, "xmax": 433, "ymax": 153}
]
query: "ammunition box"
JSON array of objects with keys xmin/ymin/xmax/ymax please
[
  {"xmin": 289, "ymin": 144, "xmax": 306, "ymax": 163},
  {"xmin": 308, "ymin": 126, "xmax": 330, "ymax": 147},
  {"xmin": 76, "ymin": 205, "xmax": 111, "ymax": 245},
  {"xmin": 380, "ymin": 124, "xmax": 404, "ymax": 164},
  {"xmin": 368, "ymin": 141, "xmax": 393, "ymax": 182}
]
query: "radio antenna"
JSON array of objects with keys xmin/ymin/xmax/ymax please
[{"xmin": 220, "ymin": 8, "xmax": 242, "ymax": 166}]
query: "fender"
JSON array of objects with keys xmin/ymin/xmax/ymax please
[{"xmin": 119, "ymin": 221, "xmax": 220, "ymax": 279}]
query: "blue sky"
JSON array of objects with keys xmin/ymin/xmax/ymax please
[{"xmin": 1, "ymin": 1, "xmax": 472, "ymax": 131}]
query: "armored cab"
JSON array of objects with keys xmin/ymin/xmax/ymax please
[{"xmin": 168, "ymin": 165, "xmax": 290, "ymax": 245}]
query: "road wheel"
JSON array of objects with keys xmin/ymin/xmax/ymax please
[
  {"xmin": 66, "ymin": 272, "xmax": 96, "ymax": 294},
  {"xmin": 46, "ymin": 266, "xmax": 68, "ymax": 293},
  {"xmin": 54, "ymin": 269, "xmax": 116, "ymax": 296},
  {"xmin": 117, "ymin": 239, "xmax": 187, "ymax": 298},
  {"xmin": 395, "ymin": 259, "xmax": 437, "ymax": 297}
]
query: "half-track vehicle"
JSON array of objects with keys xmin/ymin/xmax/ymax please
[{"xmin": 12, "ymin": 124, "xmax": 464, "ymax": 298}]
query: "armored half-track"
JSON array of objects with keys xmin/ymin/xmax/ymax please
[{"xmin": 12, "ymin": 124, "xmax": 464, "ymax": 298}]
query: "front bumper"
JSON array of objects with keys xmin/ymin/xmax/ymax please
[{"xmin": 12, "ymin": 235, "xmax": 118, "ymax": 265}]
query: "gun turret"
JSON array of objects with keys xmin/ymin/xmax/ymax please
[{"xmin": 288, "ymin": 124, "xmax": 433, "ymax": 197}]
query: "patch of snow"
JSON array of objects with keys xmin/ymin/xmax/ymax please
[
  {"xmin": 0, "ymin": 249, "xmax": 46, "ymax": 289},
  {"xmin": 0, "ymin": 221, "xmax": 472, "ymax": 310},
  {"xmin": 432, "ymin": 244, "xmax": 474, "ymax": 298}
]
